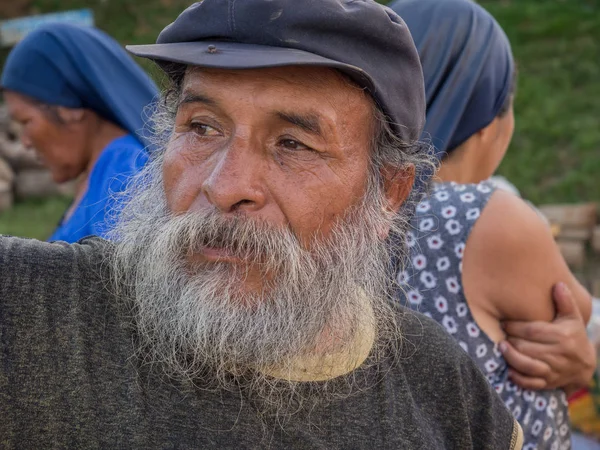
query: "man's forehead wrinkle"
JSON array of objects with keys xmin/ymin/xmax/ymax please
[
  {"xmin": 178, "ymin": 66, "xmax": 373, "ymax": 155},
  {"xmin": 178, "ymin": 71, "xmax": 219, "ymax": 109},
  {"xmin": 326, "ymin": 92, "xmax": 373, "ymax": 152},
  {"xmin": 180, "ymin": 67, "xmax": 222, "ymax": 97},
  {"xmin": 178, "ymin": 89, "xmax": 219, "ymax": 108},
  {"xmin": 274, "ymin": 111, "xmax": 323, "ymax": 136}
]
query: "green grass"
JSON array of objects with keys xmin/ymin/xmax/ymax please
[
  {"xmin": 0, "ymin": 196, "xmax": 72, "ymax": 240},
  {"xmin": 480, "ymin": 0, "xmax": 600, "ymax": 205},
  {"xmin": 1, "ymin": 0, "xmax": 599, "ymax": 238}
]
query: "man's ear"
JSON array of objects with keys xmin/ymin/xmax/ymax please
[
  {"xmin": 56, "ymin": 106, "xmax": 85, "ymax": 123},
  {"xmin": 382, "ymin": 164, "xmax": 415, "ymax": 214},
  {"xmin": 376, "ymin": 164, "xmax": 415, "ymax": 240}
]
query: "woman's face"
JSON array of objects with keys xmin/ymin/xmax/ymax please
[{"xmin": 4, "ymin": 91, "xmax": 88, "ymax": 183}]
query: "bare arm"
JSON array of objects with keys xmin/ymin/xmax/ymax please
[
  {"xmin": 461, "ymin": 190, "xmax": 592, "ymax": 390},
  {"xmin": 500, "ymin": 283, "xmax": 596, "ymax": 392}
]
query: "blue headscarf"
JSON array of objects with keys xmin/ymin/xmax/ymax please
[
  {"xmin": 389, "ymin": 0, "xmax": 514, "ymax": 160},
  {"xmin": 1, "ymin": 23, "xmax": 158, "ymax": 147}
]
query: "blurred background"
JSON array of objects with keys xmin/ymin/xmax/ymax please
[{"xmin": 0, "ymin": 0, "xmax": 599, "ymax": 239}]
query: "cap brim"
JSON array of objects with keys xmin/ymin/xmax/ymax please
[{"xmin": 127, "ymin": 41, "xmax": 373, "ymax": 90}]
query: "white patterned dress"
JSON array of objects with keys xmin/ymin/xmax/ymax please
[{"xmin": 397, "ymin": 181, "xmax": 571, "ymax": 450}]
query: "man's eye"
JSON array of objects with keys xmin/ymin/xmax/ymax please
[
  {"xmin": 190, "ymin": 122, "xmax": 219, "ymax": 136},
  {"xmin": 280, "ymin": 139, "xmax": 311, "ymax": 151}
]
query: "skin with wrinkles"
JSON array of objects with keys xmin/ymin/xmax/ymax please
[
  {"xmin": 164, "ymin": 68, "xmax": 375, "ymax": 241},
  {"xmin": 109, "ymin": 65, "xmax": 425, "ymax": 416},
  {"xmin": 162, "ymin": 67, "xmax": 391, "ymax": 291},
  {"xmin": 4, "ymin": 91, "xmax": 126, "ymax": 184}
]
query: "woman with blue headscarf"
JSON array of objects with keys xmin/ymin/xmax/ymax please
[
  {"xmin": 1, "ymin": 23, "xmax": 158, "ymax": 242},
  {"xmin": 389, "ymin": 0, "xmax": 594, "ymax": 448}
]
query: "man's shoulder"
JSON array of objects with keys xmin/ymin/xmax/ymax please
[
  {"xmin": 0, "ymin": 235, "xmax": 110, "ymax": 284},
  {"xmin": 393, "ymin": 308, "xmax": 493, "ymax": 392},
  {"xmin": 0, "ymin": 234, "xmax": 109, "ymax": 256},
  {"xmin": 394, "ymin": 307, "xmax": 496, "ymax": 384},
  {"xmin": 396, "ymin": 307, "xmax": 466, "ymax": 361},
  {"xmin": 387, "ymin": 308, "xmax": 521, "ymax": 449}
]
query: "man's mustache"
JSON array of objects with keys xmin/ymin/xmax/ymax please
[{"xmin": 168, "ymin": 209, "xmax": 301, "ymax": 265}]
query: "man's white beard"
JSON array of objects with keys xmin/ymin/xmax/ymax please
[{"xmin": 109, "ymin": 154, "xmax": 405, "ymax": 416}]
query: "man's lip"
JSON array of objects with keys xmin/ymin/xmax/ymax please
[{"xmin": 191, "ymin": 246, "xmax": 246, "ymax": 264}]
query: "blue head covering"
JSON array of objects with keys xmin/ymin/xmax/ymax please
[
  {"xmin": 1, "ymin": 23, "xmax": 158, "ymax": 147},
  {"xmin": 389, "ymin": 0, "xmax": 514, "ymax": 160}
]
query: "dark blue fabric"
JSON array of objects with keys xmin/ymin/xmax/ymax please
[
  {"xmin": 127, "ymin": 0, "xmax": 426, "ymax": 145},
  {"xmin": 48, "ymin": 134, "xmax": 147, "ymax": 243},
  {"xmin": 1, "ymin": 23, "xmax": 158, "ymax": 147},
  {"xmin": 389, "ymin": 0, "xmax": 514, "ymax": 160}
]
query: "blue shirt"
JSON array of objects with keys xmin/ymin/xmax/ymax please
[{"xmin": 49, "ymin": 134, "xmax": 148, "ymax": 243}]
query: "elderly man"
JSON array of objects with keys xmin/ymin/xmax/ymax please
[{"xmin": 0, "ymin": 0, "xmax": 523, "ymax": 448}]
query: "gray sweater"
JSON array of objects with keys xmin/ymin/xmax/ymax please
[{"xmin": 0, "ymin": 236, "xmax": 521, "ymax": 449}]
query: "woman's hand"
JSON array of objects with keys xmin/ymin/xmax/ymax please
[{"xmin": 499, "ymin": 282, "xmax": 596, "ymax": 393}]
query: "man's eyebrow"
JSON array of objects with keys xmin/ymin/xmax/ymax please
[
  {"xmin": 275, "ymin": 111, "xmax": 323, "ymax": 137},
  {"xmin": 178, "ymin": 92, "xmax": 218, "ymax": 108}
]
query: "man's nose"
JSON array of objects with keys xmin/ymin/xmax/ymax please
[{"xmin": 201, "ymin": 137, "xmax": 267, "ymax": 214}]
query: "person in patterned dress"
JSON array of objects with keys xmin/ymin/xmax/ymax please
[{"xmin": 390, "ymin": 1, "xmax": 595, "ymax": 449}]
